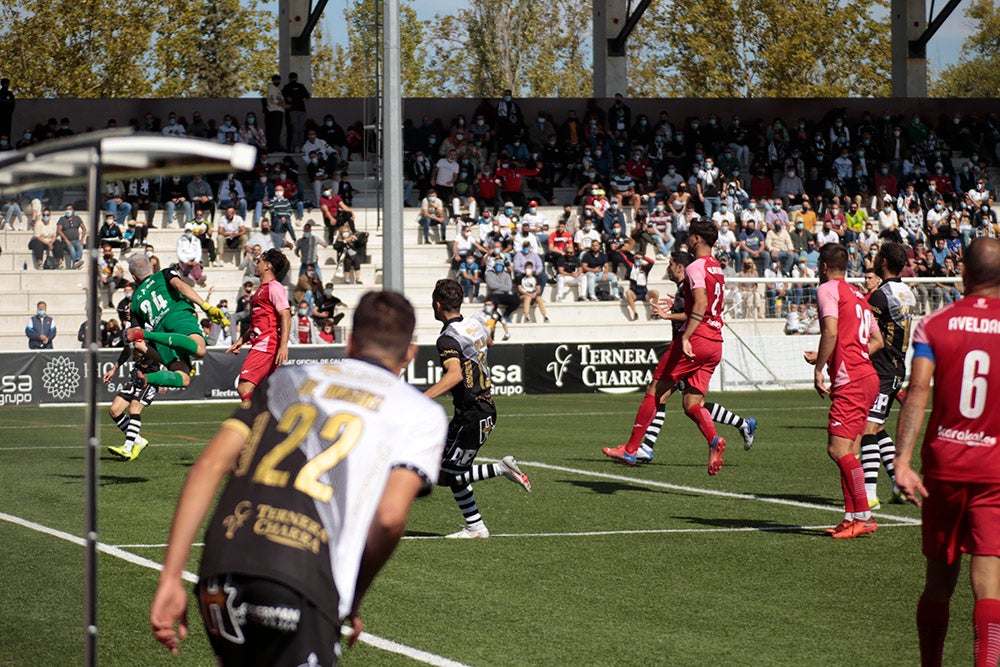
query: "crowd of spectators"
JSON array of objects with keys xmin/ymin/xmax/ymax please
[{"xmin": 5, "ymin": 80, "xmax": 998, "ymax": 325}]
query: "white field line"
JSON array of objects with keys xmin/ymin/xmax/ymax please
[
  {"xmin": 480, "ymin": 458, "xmax": 923, "ymax": 526},
  {"xmin": 114, "ymin": 520, "xmax": 916, "ymax": 549},
  {"xmin": 402, "ymin": 523, "xmax": 916, "ymax": 539},
  {"xmin": 0, "ymin": 512, "xmax": 472, "ymax": 667}
]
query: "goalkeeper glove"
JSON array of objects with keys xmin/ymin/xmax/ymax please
[{"xmin": 201, "ymin": 301, "xmax": 230, "ymax": 327}]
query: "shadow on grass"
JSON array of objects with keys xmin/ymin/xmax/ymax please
[
  {"xmin": 562, "ymin": 479, "xmax": 664, "ymax": 495},
  {"xmin": 52, "ymin": 473, "xmax": 149, "ymax": 486},
  {"xmin": 673, "ymin": 515, "xmax": 818, "ymax": 536},
  {"xmin": 755, "ymin": 492, "xmax": 837, "ymax": 506}
]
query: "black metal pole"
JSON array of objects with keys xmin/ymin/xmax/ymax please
[{"xmin": 83, "ymin": 146, "xmax": 102, "ymax": 667}]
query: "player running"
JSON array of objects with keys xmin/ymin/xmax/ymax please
[
  {"xmin": 603, "ymin": 220, "xmax": 733, "ymax": 474},
  {"xmin": 424, "ymin": 278, "xmax": 531, "ymax": 539},
  {"xmin": 103, "ymin": 343, "xmax": 160, "ymax": 461},
  {"xmin": 151, "ymin": 291, "xmax": 447, "ymax": 664},
  {"xmin": 126, "ymin": 255, "xmax": 228, "ymax": 388},
  {"xmin": 226, "ymin": 248, "xmax": 291, "ymax": 403},
  {"xmin": 860, "ymin": 242, "xmax": 916, "ymax": 508},
  {"xmin": 614, "ymin": 250, "xmax": 757, "ymax": 464},
  {"xmin": 894, "ymin": 238, "xmax": 1000, "ymax": 667},
  {"xmin": 804, "ymin": 243, "xmax": 884, "ymax": 539}
]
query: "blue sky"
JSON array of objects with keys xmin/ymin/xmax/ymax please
[{"xmin": 311, "ymin": 0, "xmax": 972, "ymax": 79}]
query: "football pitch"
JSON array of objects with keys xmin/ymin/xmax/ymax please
[{"xmin": 0, "ymin": 391, "xmax": 971, "ymax": 666}]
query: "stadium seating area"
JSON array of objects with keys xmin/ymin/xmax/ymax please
[{"xmin": 0, "ymin": 178, "xmax": 711, "ymax": 351}]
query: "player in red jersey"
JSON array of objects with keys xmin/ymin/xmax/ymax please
[
  {"xmin": 894, "ymin": 238, "xmax": 1000, "ymax": 667},
  {"xmin": 226, "ymin": 248, "xmax": 291, "ymax": 403},
  {"xmin": 804, "ymin": 243, "xmax": 884, "ymax": 539},
  {"xmin": 603, "ymin": 220, "xmax": 729, "ymax": 474}
]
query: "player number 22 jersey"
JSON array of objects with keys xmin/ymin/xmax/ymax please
[
  {"xmin": 198, "ymin": 360, "xmax": 447, "ymax": 622},
  {"xmin": 681, "ymin": 255, "xmax": 724, "ymax": 341}
]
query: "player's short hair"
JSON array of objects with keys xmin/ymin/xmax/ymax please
[
  {"xmin": 688, "ymin": 220, "xmax": 718, "ymax": 248},
  {"xmin": 261, "ymin": 248, "xmax": 289, "ymax": 282},
  {"xmin": 352, "ymin": 291, "xmax": 415, "ymax": 362},
  {"xmin": 432, "ymin": 278, "xmax": 464, "ymax": 312},
  {"xmin": 819, "ymin": 242, "xmax": 848, "ymax": 271},
  {"xmin": 877, "ymin": 241, "xmax": 907, "ymax": 275},
  {"xmin": 964, "ymin": 238, "xmax": 1000, "ymax": 291},
  {"xmin": 128, "ymin": 255, "xmax": 153, "ymax": 282},
  {"xmin": 671, "ymin": 250, "xmax": 694, "ymax": 267}
]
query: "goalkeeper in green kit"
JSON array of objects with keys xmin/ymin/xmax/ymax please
[{"xmin": 125, "ymin": 255, "xmax": 229, "ymax": 388}]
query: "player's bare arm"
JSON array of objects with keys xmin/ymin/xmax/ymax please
[
  {"xmin": 424, "ymin": 358, "xmax": 463, "ymax": 399},
  {"xmin": 893, "ymin": 356, "xmax": 934, "ymax": 506},
  {"xmin": 867, "ymin": 327, "xmax": 884, "ymax": 356},
  {"xmin": 810, "ymin": 316, "xmax": 838, "ymax": 397},
  {"xmin": 681, "ymin": 286, "xmax": 707, "ymax": 358},
  {"xmin": 150, "ymin": 424, "xmax": 246, "ymax": 654},
  {"xmin": 276, "ymin": 308, "xmax": 292, "ymax": 366},
  {"xmin": 347, "ymin": 467, "xmax": 425, "ymax": 648}
]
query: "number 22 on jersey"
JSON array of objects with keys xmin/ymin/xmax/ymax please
[{"xmin": 243, "ymin": 403, "xmax": 364, "ymax": 502}]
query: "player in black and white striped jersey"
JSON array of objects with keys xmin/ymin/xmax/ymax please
[
  {"xmin": 425, "ymin": 278, "xmax": 532, "ymax": 539},
  {"xmin": 860, "ymin": 242, "xmax": 916, "ymax": 507}
]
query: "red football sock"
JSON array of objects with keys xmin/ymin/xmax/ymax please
[
  {"xmin": 840, "ymin": 469, "xmax": 855, "ymax": 514},
  {"xmin": 836, "ymin": 454, "xmax": 869, "ymax": 513},
  {"xmin": 625, "ymin": 394, "xmax": 659, "ymax": 453},
  {"xmin": 684, "ymin": 403, "xmax": 718, "ymax": 445},
  {"xmin": 974, "ymin": 598, "xmax": 1000, "ymax": 667},
  {"xmin": 917, "ymin": 595, "xmax": 950, "ymax": 667}
]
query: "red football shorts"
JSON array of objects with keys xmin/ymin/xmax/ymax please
[
  {"xmin": 239, "ymin": 348, "xmax": 278, "ymax": 387},
  {"xmin": 828, "ymin": 373, "xmax": 879, "ymax": 440},
  {"xmin": 653, "ymin": 336, "xmax": 722, "ymax": 395},
  {"xmin": 921, "ymin": 478, "xmax": 1000, "ymax": 563}
]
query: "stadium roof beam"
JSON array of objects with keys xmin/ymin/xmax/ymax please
[
  {"xmin": 593, "ymin": 0, "xmax": 655, "ymax": 98},
  {"xmin": 892, "ymin": 0, "xmax": 963, "ymax": 97},
  {"xmin": 0, "ymin": 130, "xmax": 256, "ymax": 667},
  {"xmin": 279, "ymin": 0, "xmax": 331, "ymax": 89}
]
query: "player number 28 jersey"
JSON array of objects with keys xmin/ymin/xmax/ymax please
[
  {"xmin": 198, "ymin": 360, "xmax": 447, "ymax": 622},
  {"xmin": 817, "ymin": 278, "xmax": 878, "ymax": 389},
  {"xmin": 681, "ymin": 254, "xmax": 724, "ymax": 341},
  {"xmin": 912, "ymin": 295, "xmax": 1000, "ymax": 483}
]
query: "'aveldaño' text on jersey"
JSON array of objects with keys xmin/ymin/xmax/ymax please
[{"xmin": 912, "ymin": 295, "xmax": 1000, "ymax": 483}]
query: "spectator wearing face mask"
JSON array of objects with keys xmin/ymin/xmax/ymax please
[
  {"xmin": 290, "ymin": 299, "xmax": 317, "ymax": 345},
  {"xmin": 581, "ymin": 238, "xmax": 621, "ymax": 301},
  {"xmin": 766, "ymin": 220, "xmax": 795, "ymax": 277},
  {"xmin": 419, "ymin": 188, "xmax": 447, "ymax": 244},
  {"xmin": 495, "ymin": 158, "xmax": 540, "ymax": 211},
  {"xmin": 294, "ymin": 223, "xmax": 327, "ymax": 281},
  {"xmin": 26, "ymin": 301, "xmax": 56, "ymax": 350},
  {"xmin": 516, "ymin": 261, "xmax": 549, "ymax": 323},
  {"xmin": 269, "ymin": 185, "xmax": 298, "ymax": 242},
  {"xmin": 176, "ymin": 222, "xmax": 206, "ymax": 287},
  {"xmin": 624, "ymin": 255, "xmax": 658, "ymax": 321},
  {"xmin": 469, "ymin": 297, "xmax": 510, "ymax": 341},
  {"xmin": 334, "ymin": 228, "xmax": 365, "ymax": 284},
  {"xmin": 484, "ymin": 260, "xmax": 519, "ymax": 321}
]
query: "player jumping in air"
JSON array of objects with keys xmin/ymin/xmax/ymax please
[
  {"xmin": 804, "ymin": 243, "xmax": 884, "ymax": 539},
  {"xmin": 424, "ymin": 278, "xmax": 532, "ymax": 539},
  {"xmin": 226, "ymin": 248, "xmax": 291, "ymax": 403},
  {"xmin": 103, "ymin": 342, "xmax": 161, "ymax": 461},
  {"xmin": 125, "ymin": 255, "xmax": 228, "ymax": 388},
  {"xmin": 859, "ymin": 242, "xmax": 916, "ymax": 508},
  {"xmin": 603, "ymin": 220, "xmax": 733, "ymax": 473},
  {"xmin": 894, "ymin": 238, "xmax": 1000, "ymax": 667},
  {"xmin": 611, "ymin": 250, "xmax": 757, "ymax": 464}
]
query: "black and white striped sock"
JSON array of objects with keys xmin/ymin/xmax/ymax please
[
  {"xmin": 705, "ymin": 402, "xmax": 746, "ymax": 431},
  {"xmin": 861, "ymin": 434, "xmax": 881, "ymax": 498},
  {"xmin": 125, "ymin": 413, "xmax": 141, "ymax": 447},
  {"xmin": 113, "ymin": 413, "xmax": 130, "ymax": 433},
  {"xmin": 643, "ymin": 408, "xmax": 666, "ymax": 450},
  {"xmin": 451, "ymin": 464, "xmax": 501, "ymax": 487},
  {"xmin": 877, "ymin": 430, "xmax": 896, "ymax": 485},
  {"xmin": 452, "ymin": 485, "xmax": 482, "ymax": 525}
]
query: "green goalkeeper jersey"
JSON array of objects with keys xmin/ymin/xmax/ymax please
[{"xmin": 131, "ymin": 267, "xmax": 195, "ymax": 331}]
